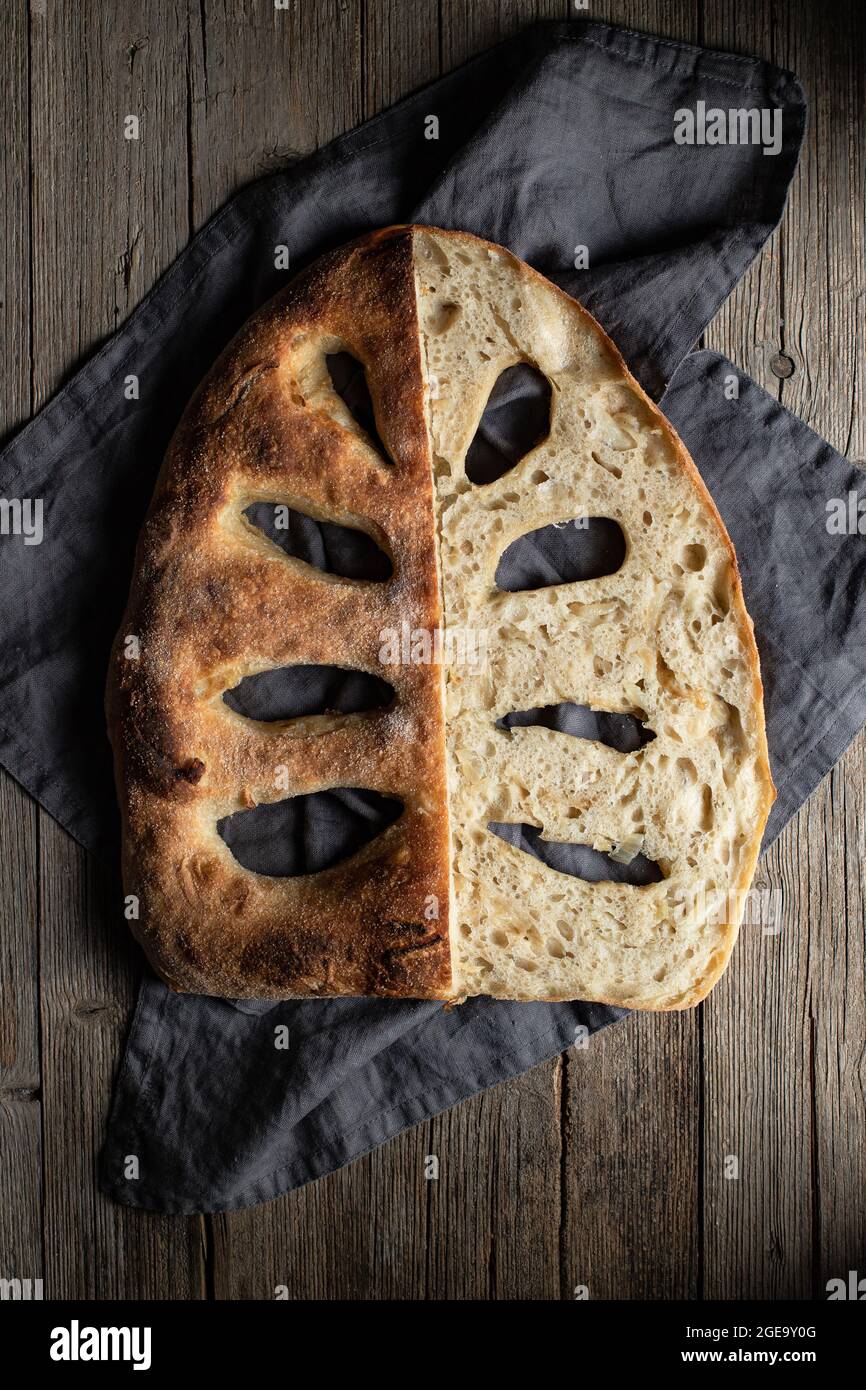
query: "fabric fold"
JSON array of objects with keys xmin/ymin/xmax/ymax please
[{"xmin": 98, "ymin": 346, "xmax": 864, "ymax": 1213}]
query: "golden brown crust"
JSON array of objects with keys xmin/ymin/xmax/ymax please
[{"xmin": 106, "ymin": 227, "xmax": 452, "ymax": 998}]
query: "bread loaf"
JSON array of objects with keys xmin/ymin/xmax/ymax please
[{"xmin": 106, "ymin": 226, "xmax": 775, "ymax": 1007}]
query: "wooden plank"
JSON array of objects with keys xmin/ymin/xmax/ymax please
[
  {"xmin": 562, "ymin": 1012, "xmax": 700, "ymax": 1299},
  {"xmin": 0, "ymin": 785, "xmax": 38, "ymax": 1094},
  {"xmin": 0, "ymin": 0, "xmax": 32, "ymax": 446},
  {"xmin": 440, "ymin": 0, "xmax": 568, "ymax": 68},
  {"xmin": 187, "ymin": 0, "xmax": 364, "ymax": 230},
  {"xmin": 811, "ymin": 735, "xmax": 866, "ymax": 1293},
  {"xmin": 590, "ymin": 0, "xmax": 698, "ymax": 42},
  {"xmin": 699, "ymin": 0, "xmax": 806, "ymax": 1311},
  {"xmin": 28, "ymin": 0, "xmax": 203, "ymax": 1299},
  {"xmin": 774, "ymin": 0, "xmax": 866, "ymax": 1297},
  {"xmin": 0, "ymin": 1100, "xmax": 43, "ymax": 1293},
  {"xmin": 214, "ymin": 1132, "xmax": 433, "ymax": 1300},
  {"xmin": 215, "ymin": 1072, "xmax": 564, "ymax": 1301},
  {"xmin": 699, "ymin": 0, "xmax": 810, "ymax": 1302},
  {"xmin": 774, "ymin": 0, "xmax": 866, "ymax": 461},
  {"xmin": 700, "ymin": 0, "xmax": 782, "ymax": 392},
  {"xmin": 702, "ymin": 868, "xmax": 813, "ymax": 1299},
  {"xmin": 362, "ymin": 0, "xmax": 440, "ymax": 117},
  {"xmin": 426, "ymin": 1066, "xmax": 562, "ymax": 1298},
  {"xmin": 0, "ymin": 772, "xmax": 40, "ymax": 1286},
  {"xmin": 0, "ymin": 0, "xmax": 43, "ymax": 1294},
  {"xmin": 700, "ymin": 0, "xmax": 866, "ymax": 1299}
]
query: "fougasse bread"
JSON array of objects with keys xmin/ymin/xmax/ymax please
[{"xmin": 106, "ymin": 226, "xmax": 775, "ymax": 1007}]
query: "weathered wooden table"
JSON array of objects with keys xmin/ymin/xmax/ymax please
[{"xmin": 1, "ymin": 0, "xmax": 863, "ymax": 1300}]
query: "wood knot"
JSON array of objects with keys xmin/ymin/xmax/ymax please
[
  {"xmin": 770, "ymin": 351, "xmax": 795, "ymax": 380},
  {"xmin": 73, "ymin": 1000, "xmax": 122, "ymax": 1026}
]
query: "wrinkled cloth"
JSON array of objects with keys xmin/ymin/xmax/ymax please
[{"xmin": 1, "ymin": 21, "xmax": 860, "ymax": 1214}]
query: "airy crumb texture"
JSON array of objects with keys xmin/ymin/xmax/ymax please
[
  {"xmin": 415, "ymin": 227, "xmax": 774, "ymax": 1008},
  {"xmin": 106, "ymin": 224, "xmax": 774, "ymax": 1007}
]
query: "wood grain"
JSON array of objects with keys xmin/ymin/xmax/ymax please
[
  {"xmin": 699, "ymin": 0, "xmax": 809, "ymax": 1304},
  {"xmin": 187, "ymin": 0, "xmax": 365, "ymax": 232},
  {"xmin": 773, "ymin": 0, "xmax": 865, "ymax": 1295},
  {"xmin": 25, "ymin": 0, "xmax": 203, "ymax": 1299},
  {"xmin": 0, "ymin": 0, "xmax": 862, "ymax": 1302},
  {"xmin": 440, "ymin": 0, "xmax": 566, "ymax": 67},
  {"xmin": 562, "ymin": 1011, "xmax": 700, "ymax": 1299},
  {"xmin": 0, "ymin": 0, "xmax": 42, "ymax": 1296},
  {"xmin": 701, "ymin": 0, "xmax": 866, "ymax": 1299},
  {"xmin": 362, "ymin": 0, "xmax": 440, "ymax": 118},
  {"xmin": 699, "ymin": 0, "xmax": 783, "ymax": 394},
  {"xmin": 425, "ymin": 1068, "xmax": 562, "ymax": 1299}
]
